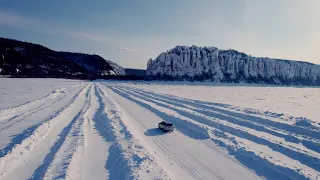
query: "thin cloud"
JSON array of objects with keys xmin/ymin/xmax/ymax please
[
  {"xmin": 0, "ymin": 11, "xmax": 115, "ymax": 45},
  {"xmin": 117, "ymin": 47, "xmax": 137, "ymax": 53},
  {"xmin": 68, "ymin": 32, "xmax": 111, "ymax": 44},
  {"xmin": 0, "ymin": 11, "xmax": 32, "ymax": 26},
  {"xmin": 0, "ymin": 11, "xmax": 47, "ymax": 33}
]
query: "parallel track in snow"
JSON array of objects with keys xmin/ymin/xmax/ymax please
[
  {"xmin": 104, "ymin": 83, "xmax": 320, "ymax": 180},
  {"xmin": 96, "ymin": 83, "xmax": 170, "ymax": 180},
  {"xmin": 0, "ymin": 83, "xmax": 90, "ymax": 180},
  {"xmin": 117, "ymin": 86, "xmax": 320, "ymax": 160},
  {"xmin": 99, "ymin": 84, "xmax": 261, "ymax": 180},
  {"xmin": 0, "ymin": 84, "xmax": 84, "ymax": 122},
  {"xmin": 0, "ymin": 87, "xmax": 79, "ymax": 134},
  {"xmin": 0, "ymin": 84, "xmax": 88, "ymax": 158},
  {"xmin": 0, "ymin": 81, "xmax": 319, "ymax": 180}
]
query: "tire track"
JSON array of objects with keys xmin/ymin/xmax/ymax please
[
  {"xmin": 122, "ymin": 86, "xmax": 320, "ymax": 140},
  {"xmin": 152, "ymin": 139, "xmax": 204, "ymax": 180},
  {"xmin": 120, "ymin": 86, "xmax": 320, "ymax": 157},
  {"xmin": 120, "ymin": 86, "xmax": 299, "ymax": 123},
  {"xmin": 0, "ymin": 86, "xmax": 81, "ymax": 133},
  {"xmin": 117, "ymin": 86, "xmax": 320, "ymax": 176},
  {"xmin": 0, "ymin": 84, "xmax": 81, "ymax": 122},
  {"xmin": 96, "ymin": 84, "xmax": 170, "ymax": 180},
  {"xmin": 0, "ymin": 92, "xmax": 63, "ymax": 124},
  {"xmin": 0, "ymin": 83, "xmax": 90, "ymax": 180},
  {"xmin": 0, "ymin": 84, "xmax": 88, "ymax": 158},
  {"xmin": 38, "ymin": 85, "xmax": 93, "ymax": 180},
  {"xmin": 121, "ymin": 85, "xmax": 320, "ymax": 157},
  {"xmin": 66, "ymin": 83, "xmax": 109, "ymax": 180},
  {"xmin": 98, "ymin": 83, "xmax": 206, "ymax": 180},
  {"xmin": 107, "ymin": 84, "xmax": 314, "ymax": 180}
]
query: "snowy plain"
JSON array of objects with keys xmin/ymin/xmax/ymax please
[
  {"xmin": 122, "ymin": 81, "xmax": 320, "ymax": 123},
  {"xmin": 0, "ymin": 78, "xmax": 319, "ymax": 180},
  {"xmin": 0, "ymin": 78, "xmax": 85, "ymax": 109}
]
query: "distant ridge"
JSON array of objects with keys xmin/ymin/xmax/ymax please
[
  {"xmin": 125, "ymin": 68, "xmax": 146, "ymax": 77},
  {"xmin": 0, "ymin": 37, "xmax": 125, "ymax": 79}
]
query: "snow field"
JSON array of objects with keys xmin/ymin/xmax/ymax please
[
  {"xmin": 0, "ymin": 78, "xmax": 319, "ymax": 179},
  {"xmin": 105, "ymin": 82, "xmax": 320, "ymax": 179}
]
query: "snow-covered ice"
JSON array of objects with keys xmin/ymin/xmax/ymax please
[
  {"xmin": 0, "ymin": 78, "xmax": 319, "ymax": 180},
  {"xmin": 0, "ymin": 78, "xmax": 85, "ymax": 109}
]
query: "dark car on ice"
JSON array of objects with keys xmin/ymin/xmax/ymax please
[{"xmin": 158, "ymin": 121, "xmax": 175, "ymax": 132}]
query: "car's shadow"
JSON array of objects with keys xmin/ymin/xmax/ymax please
[{"xmin": 144, "ymin": 128, "xmax": 167, "ymax": 136}]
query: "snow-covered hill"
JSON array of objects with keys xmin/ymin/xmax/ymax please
[
  {"xmin": 147, "ymin": 46, "xmax": 320, "ymax": 86},
  {"xmin": 105, "ymin": 59, "xmax": 126, "ymax": 75},
  {"xmin": 0, "ymin": 78, "xmax": 320, "ymax": 179},
  {"xmin": 0, "ymin": 38, "xmax": 125, "ymax": 79},
  {"xmin": 62, "ymin": 53, "xmax": 125, "ymax": 76}
]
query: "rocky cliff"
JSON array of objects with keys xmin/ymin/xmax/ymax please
[{"xmin": 147, "ymin": 46, "xmax": 320, "ymax": 85}]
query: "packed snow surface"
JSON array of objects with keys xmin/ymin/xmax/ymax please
[{"xmin": 0, "ymin": 78, "xmax": 319, "ymax": 180}]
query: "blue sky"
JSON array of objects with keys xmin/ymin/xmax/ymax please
[{"xmin": 0, "ymin": 0, "xmax": 319, "ymax": 68}]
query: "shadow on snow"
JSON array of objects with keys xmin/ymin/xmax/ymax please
[{"xmin": 144, "ymin": 128, "xmax": 167, "ymax": 136}]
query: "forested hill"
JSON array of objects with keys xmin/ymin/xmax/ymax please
[{"xmin": 0, "ymin": 38, "xmax": 125, "ymax": 79}]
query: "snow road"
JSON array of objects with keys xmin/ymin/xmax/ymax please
[{"xmin": 0, "ymin": 79, "xmax": 319, "ymax": 180}]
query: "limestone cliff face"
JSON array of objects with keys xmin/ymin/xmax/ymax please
[{"xmin": 147, "ymin": 46, "xmax": 320, "ymax": 85}]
